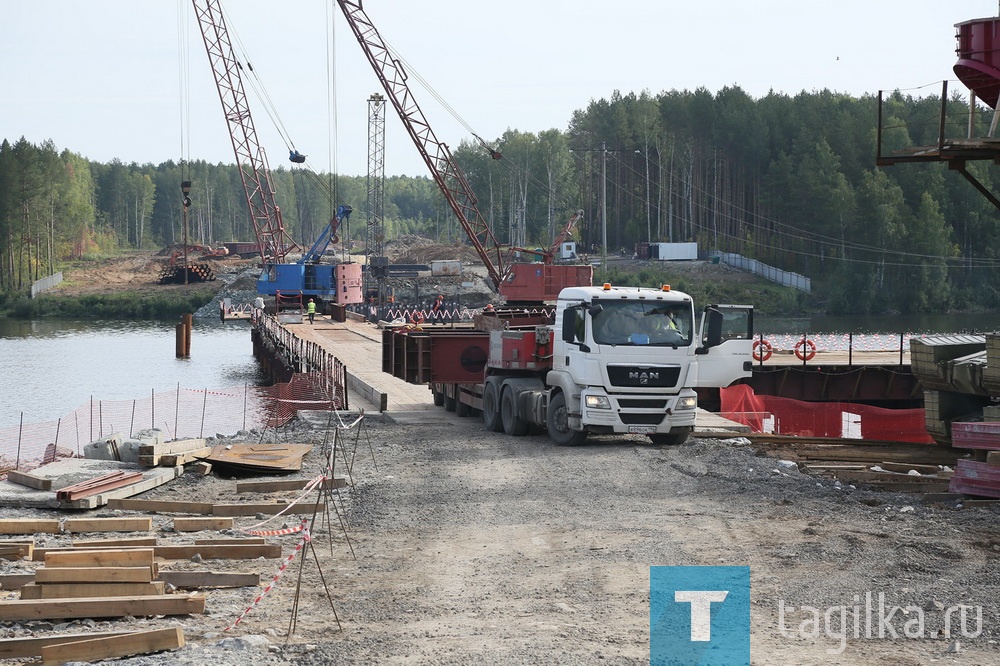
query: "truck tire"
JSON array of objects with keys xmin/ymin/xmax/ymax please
[
  {"xmin": 444, "ymin": 391, "xmax": 457, "ymax": 412},
  {"xmin": 482, "ymin": 381, "xmax": 503, "ymax": 432},
  {"xmin": 433, "ymin": 387, "xmax": 445, "ymax": 407},
  {"xmin": 648, "ymin": 427, "xmax": 691, "ymax": 446},
  {"xmin": 500, "ymin": 385, "xmax": 530, "ymax": 436},
  {"xmin": 456, "ymin": 397, "xmax": 471, "ymax": 417},
  {"xmin": 546, "ymin": 392, "xmax": 587, "ymax": 446}
]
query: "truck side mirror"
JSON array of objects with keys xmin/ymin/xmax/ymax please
[{"xmin": 704, "ymin": 307, "xmax": 723, "ymax": 348}]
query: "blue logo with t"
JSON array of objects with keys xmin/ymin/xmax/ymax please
[{"xmin": 650, "ymin": 566, "xmax": 750, "ymax": 665}]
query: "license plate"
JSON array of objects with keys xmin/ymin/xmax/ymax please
[{"xmin": 628, "ymin": 426, "xmax": 657, "ymax": 434}]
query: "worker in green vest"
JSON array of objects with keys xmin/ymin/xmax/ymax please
[{"xmin": 307, "ymin": 298, "xmax": 316, "ymax": 325}]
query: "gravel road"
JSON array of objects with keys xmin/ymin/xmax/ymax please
[{"xmin": 4, "ymin": 413, "xmax": 1000, "ymax": 665}]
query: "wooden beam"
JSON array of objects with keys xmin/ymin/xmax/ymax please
[
  {"xmin": 153, "ymin": 544, "xmax": 281, "ymax": 560},
  {"xmin": 107, "ymin": 499, "xmax": 214, "ymax": 514},
  {"xmin": 172, "ymin": 517, "xmax": 232, "ymax": 532},
  {"xmin": 5, "ymin": 470, "xmax": 52, "ymax": 491},
  {"xmin": 21, "ymin": 582, "xmax": 165, "ymax": 599},
  {"xmin": 0, "ymin": 632, "xmax": 132, "ymax": 659},
  {"xmin": 0, "ymin": 594, "xmax": 205, "ymax": 621},
  {"xmin": 193, "ymin": 537, "xmax": 266, "ymax": 545},
  {"xmin": 44, "ymin": 549, "xmax": 155, "ymax": 569},
  {"xmin": 72, "ymin": 537, "xmax": 157, "ymax": 549},
  {"xmin": 0, "ymin": 542, "xmax": 32, "ymax": 560},
  {"xmin": 36, "ymin": 567, "xmax": 154, "ymax": 584},
  {"xmin": 0, "ymin": 519, "xmax": 60, "ymax": 535},
  {"xmin": 138, "ymin": 438, "xmax": 206, "ymax": 456},
  {"xmin": 212, "ymin": 502, "xmax": 325, "ymax": 516},
  {"xmin": 40, "ymin": 627, "xmax": 184, "ymax": 665},
  {"xmin": 63, "ymin": 517, "xmax": 153, "ymax": 533},
  {"xmin": 189, "ymin": 461, "xmax": 213, "ymax": 476},
  {"xmin": 158, "ymin": 571, "xmax": 260, "ymax": 589},
  {"xmin": 159, "ymin": 447, "xmax": 213, "ymax": 466},
  {"xmin": 235, "ymin": 478, "xmax": 346, "ymax": 493},
  {"xmin": 0, "ymin": 573, "xmax": 35, "ymax": 590}
]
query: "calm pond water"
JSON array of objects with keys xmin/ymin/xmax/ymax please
[{"xmin": 0, "ymin": 317, "xmax": 264, "ymax": 429}]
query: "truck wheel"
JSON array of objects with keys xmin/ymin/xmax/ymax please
[
  {"xmin": 546, "ymin": 392, "xmax": 586, "ymax": 446},
  {"xmin": 444, "ymin": 392, "xmax": 457, "ymax": 412},
  {"xmin": 456, "ymin": 397, "xmax": 471, "ymax": 417},
  {"xmin": 482, "ymin": 382, "xmax": 503, "ymax": 432},
  {"xmin": 500, "ymin": 386, "xmax": 530, "ymax": 436},
  {"xmin": 648, "ymin": 428, "xmax": 691, "ymax": 446},
  {"xmin": 432, "ymin": 388, "xmax": 445, "ymax": 407}
]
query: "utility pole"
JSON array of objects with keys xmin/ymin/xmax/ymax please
[
  {"xmin": 643, "ymin": 148, "xmax": 651, "ymax": 243},
  {"xmin": 600, "ymin": 141, "xmax": 608, "ymax": 271}
]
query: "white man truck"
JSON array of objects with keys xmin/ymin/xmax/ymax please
[{"xmin": 381, "ymin": 283, "xmax": 753, "ymax": 445}]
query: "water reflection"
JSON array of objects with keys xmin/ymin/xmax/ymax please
[{"xmin": 0, "ymin": 317, "xmax": 264, "ymax": 428}]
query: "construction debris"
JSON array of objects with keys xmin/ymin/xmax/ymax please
[{"xmin": 203, "ymin": 443, "xmax": 313, "ymax": 473}]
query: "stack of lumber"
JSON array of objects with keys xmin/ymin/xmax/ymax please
[
  {"xmin": 800, "ymin": 462, "xmax": 954, "ymax": 493},
  {"xmin": 0, "ymin": 548, "xmax": 206, "ymax": 621},
  {"xmin": 55, "ymin": 471, "xmax": 144, "ymax": 501},
  {"xmin": 138, "ymin": 438, "xmax": 212, "ymax": 467}
]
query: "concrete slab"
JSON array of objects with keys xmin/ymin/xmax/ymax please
[{"xmin": 0, "ymin": 459, "xmax": 181, "ymax": 510}]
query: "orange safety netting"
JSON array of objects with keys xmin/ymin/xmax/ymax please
[
  {"xmin": 719, "ymin": 384, "xmax": 933, "ymax": 444},
  {"xmin": 0, "ymin": 372, "xmax": 346, "ymax": 473}
]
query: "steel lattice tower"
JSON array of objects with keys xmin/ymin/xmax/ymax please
[{"xmin": 366, "ymin": 93, "xmax": 387, "ymax": 303}]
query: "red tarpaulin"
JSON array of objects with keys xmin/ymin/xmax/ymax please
[{"xmin": 719, "ymin": 384, "xmax": 933, "ymax": 444}]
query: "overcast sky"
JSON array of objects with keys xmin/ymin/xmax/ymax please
[{"xmin": 3, "ymin": 1, "xmax": 997, "ymax": 177}]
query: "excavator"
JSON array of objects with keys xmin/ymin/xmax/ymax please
[
  {"xmin": 190, "ymin": 0, "xmax": 362, "ymax": 309},
  {"xmin": 335, "ymin": 0, "xmax": 592, "ymax": 305}
]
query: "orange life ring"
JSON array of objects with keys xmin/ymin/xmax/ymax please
[
  {"xmin": 794, "ymin": 338, "xmax": 817, "ymax": 361},
  {"xmin": 409, "ymin": 311, "xmax": 426, "ymax": 327},
  {"xmin": 752, "ymin": 339, "xmax": 773, "ymax": 362}
]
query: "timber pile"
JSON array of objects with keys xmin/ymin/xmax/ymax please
[
  {"xmin": 138, "ymin": 438, "xmax": 211, "ymax": 467},
  {"xmin": 745, "ymin": 433, "xmax": 964, "ymax": 493},
  {"xmin": 0, "ymin": 548, "xmax": 207, "ymax": 621},
  {"xmin": 157, "ymin": 263, "xmax": 215, "ymax": 284}
]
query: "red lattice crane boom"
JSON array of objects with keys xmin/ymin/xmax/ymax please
[
  {"xmin": 191, "ymin": 0, "xmax": 296, "ymax": 266},
  {"xmin": 336, "ymin": 1, "xmax": 590, "ymax": 299}
]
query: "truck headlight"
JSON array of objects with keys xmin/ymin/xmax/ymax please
[
  {"xmin": 585, "ymin": 395, "xmax": 611, "ymax": 409},
  {"xmin": 676, "ymin": 396, "xmax": 697, "ymax": 410}
]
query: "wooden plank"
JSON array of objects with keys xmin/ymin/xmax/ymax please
[
  {"xmin": 987, "ymin": 450, "xmax": 1000, "ymax": 467},
  {"xmin": 0, "ymin": 573, "xmax": 35, "ymax": 590},
  {"xmin": 193, "ymin": 537, "xmax": 266, "ymax": 545},
  {"xmin": 0, "ymin": 519, "xmax": 60, "ymax": 535},
  {"xmin": 36, "ymin": 567, "xmax": 154, "ymax": 584},
  {"xmin": 0, "ymin": 632, "xmax": 132, "ymax": 659},
  {"xmin": 189, "ymin": 461, "xmax": 213, "ymax": 476},
  {"xmin": 138, "ymin": 438, "xmax": 206, "ymax": 456},
  {"xmin": 153, "ymin": 544, "xmax": 281, "ymax": 560},
  {"xmin": 172, "ymin": 517, "xmax": 233, "ymax": 532},
  {"xmin": 40, "ymin": 626, "xmax": 184, "ymax": 665},
  {"xmin": 6, "ymin": 470, "xmax": 52, "ymax": 491},
  {"xmin": 72, "ymin": 537, "xmax": 157, "ymax": 548},
  {"xmin": 64, "ymin": 517, "xmax": 153, "ymax": 533},
  {"xmin": 107, "ymin": 499, "xmax": 214, "ymax": 514},
  {"xmin": 44, "ymin": 549, "xmax": 154, "ymax": 568},
  {"xmin": 158, "ymin": 571, "xmax": 260, "ymax": 589},
  {"xmin": 0, "ymin": 594, "xmax": 205, "ymax": 621},
  {"xmin": 159, "ymin": 447, "xmax": 213, "ymax": 466},
  {"xmin": 0, "ymin": 542, "xmax": 33, "ymax": 560},
  {"xmin": 235, "ymin": 477, "xmax": 347, "ymax": 493},
  {"xmin": 213, "ymin": 502, "xmax": 325, "ymax": 516},
  {"xmin": 25, "ymin": 582, "xmax": 165, "ymax": 599}
]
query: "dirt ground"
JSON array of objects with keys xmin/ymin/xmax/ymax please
[{"xmin": 3, "ymin": 413, "xmax": 997, "ymax": 665}]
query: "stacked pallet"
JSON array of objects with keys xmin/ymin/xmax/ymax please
[{"xmin": 949, "ymin": 423, "xmax": 1000, "ymax": 498}]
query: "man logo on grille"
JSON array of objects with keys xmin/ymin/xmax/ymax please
[{"xmin": 630, "ymin": 371, "xmax": 658, "ymax": 384}]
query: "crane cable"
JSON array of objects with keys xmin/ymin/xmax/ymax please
[
  {"xmin": 176, "ymin": 0, "xmax": 191, "ymax": 190},
  {"xmin": 218, "ymin": 1, "xmax": 350, "ymax": 254}
]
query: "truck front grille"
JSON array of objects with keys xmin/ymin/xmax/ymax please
[{"xmin": 607, "ymin": 365, "xmax": 680, "ymax": 388}]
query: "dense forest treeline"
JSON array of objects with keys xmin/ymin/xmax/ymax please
[{"xmin": 3, "ymin": 85, "xmax": 1000, "ymax": 314}]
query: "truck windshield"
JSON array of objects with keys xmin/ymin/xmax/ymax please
[{"xmin": 592, "ymin": 301, "xmax": 692, "ymax": 347}]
